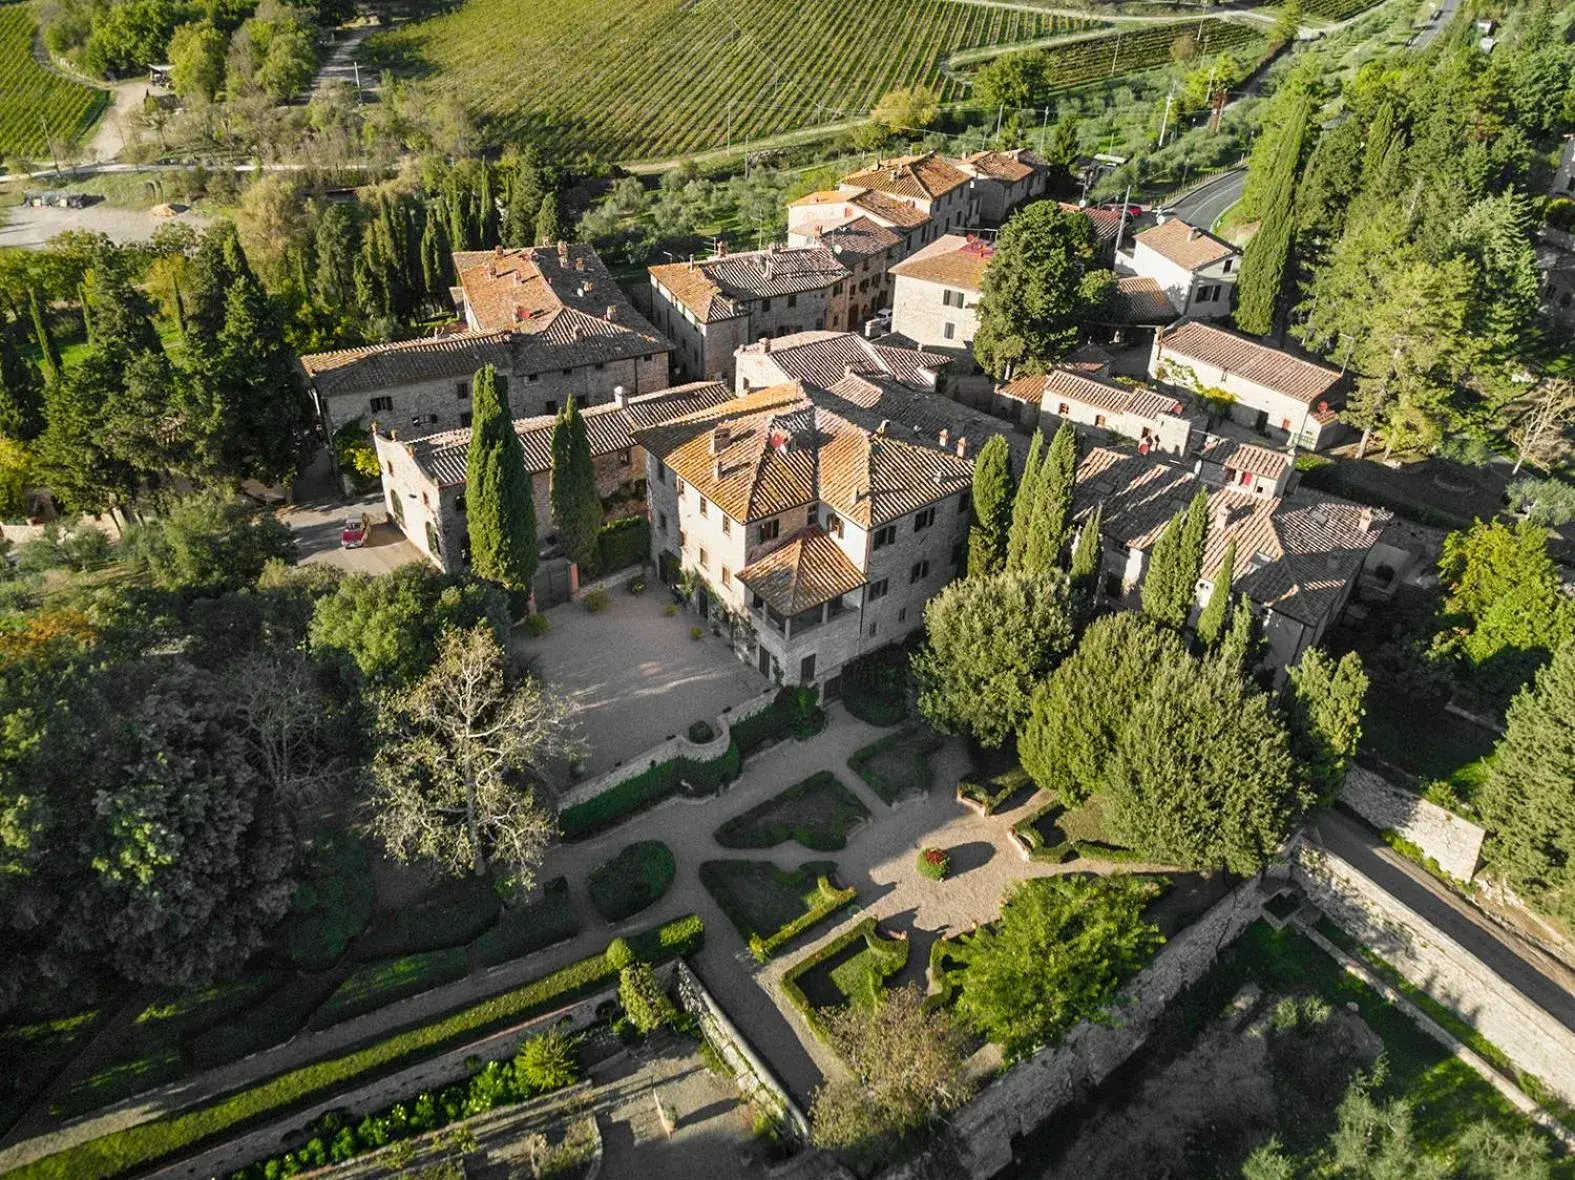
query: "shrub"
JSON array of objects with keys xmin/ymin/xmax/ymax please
[
  {"xmin": 596, "ymin": 516, "xmax": 649, "ymax": 573},
  {"xmin": 618, "ymin": 963, "xmax": 678, "ymax": 1033},
  {"xmin": 690, "ymin": 625, "xmax": 704, "ymax": 640},
  {"xmin": 351, "ymin": 877, "xmax": 501, "ymax": 961},
  {"xmin": 780, "ymin": 920, "xmax": 907, "ymax": 1034},
  {"xmin": 628, "ymin": 575, "xmax": 647, "ymax": 595},
  {"xmin": 525, "ymin": 613, "xmax": 550, "ymax": 637},
  {"xmin": 714, "ymin": 771, "xmax": 870, "ymax": 852},
  {"xmin": 687, "ymin": 719, "xmax": 714, "ymax": 743},
  {"xmin": 664, "ymin": 603, "xmax": 678, "ymax": 617},
  {"xmin": 558, "ymin": 741, "xmax": 740, "ymax": 839},
  {"xmin": 848, "ymin": 726, "xmax": 946, "ymax": 804},
  {"xmin": 784, "ymin": 685, "xmax": 827, "ymax": 738},
  {"xmin": 582, "ymin": 589, "xmax": 610, "ymax": 613},
  {"xmin": 604, "ymin": 937, "xmax": 635, "ymax": 970},
  {"xmin": 917, "ymin": 847, "xmax": 951, "ymax": 880},
  {"xmin": 1011, "ymin": 795, "xmax": 1075, "ymax": 864},
  {"xmin": 469, "ymin": 878, "xmax": 579, "ymax": 967},
  {"xmin": 516, "ymin": 1028, "xmax": 579, "ymax": 1091},
  {"xmin": 957, "ymin": 766, "xmax": 1034, "ymax": 816},
  {"xmin": 587, "ymin": 841, "xmax": 677, "ymax": 923},
  {"xmin": 842, "ymin": 645, "xmax": 909, "ymax": 726},
  {"xmin": 283, "ymin": 829, "xmax": 375, "ymax": 971}
]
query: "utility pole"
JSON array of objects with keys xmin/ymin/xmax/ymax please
[
  {"xmin": 1113, "ymin": 183, "xmax": 1133, "ymax": 256},
  {"xmin": 1040, "ymin": 105, "xmax": 1050, "ymax": 152},
  {"xmin": 1157, "ymin": 83, "xmax": 1175, "ymax": 147},
  {"xmin": 353, "ymin": 61, "xmax": 362, "ymax": 100},
  {"xmin": 994, "ymin": 104, "xmax": 1004, "ymax": 139},
  {"xmin": 1110, "ymin": 32, "xmax": 1122, "ymax": 77},
  {"xmin": 40, "ymin": 113, "xmax": 59, "ymax": 174}
]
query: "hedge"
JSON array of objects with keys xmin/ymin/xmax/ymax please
[
  {"xmin": 1011, "ymin": 796, "xmax": 1075, "ymax": 864},
  {"xmin": 924, "ymin": 934, "xmax": 966, "ymax": 1011},
  {"xmin": 1072, "ymin": 840, "xmax": 1152, "ymax": 864},
  {"xmin": 351, "ymin": 876, "xmax": 501, "ymax": 961},
  {"xmin": 751, "ymin": 876, "xmax": 857, "ymax": 962},
  {"xmin": 587, "ymin": 841, "xmax": 677, "ymax": 923},
  {"xmin": 9, "ymin": 916, "xmax": 704, "ymax": 1180},
  {"xmin": 558, "ymin": 741, "xmax": 740, "ymax": 840},
  {"xmin": 781, "ymin": 920, "xmax": 910, "ymax": 1035},
  {"xmin": 595, "ymin": 516, "xmax": 649, "ymax": 574},
  {"xmin": 187, "ymin": 972, "xmax": 345, "ymax": 1073},
  {"xmin": 470, "ymin": 878, "xmax": 579, "ymax": 968},
  {"xmin": 307, "ymin": 949, "xmax": 470, "ymax": 1031},
  {"xmin": 840, "ymin": 644, "xmax": 910, "ymax": 727},
  {"xmin": 847, "ymin": 726, "xmax": 945, "ymax": 804},
  {"xmin": 730, "ymin": 686, "xmax": 823, "ymax": 756},
  {"xmin": 957, "ymin": 766, "xmax": 1035, "ymax": 816},
  {"xmin": 713, "ymin": 771, "xmax": 870, "ymax": 852}
]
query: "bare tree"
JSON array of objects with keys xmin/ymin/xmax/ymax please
[
  {"xmin": 232, "ymin": 647, "xmax": 344, "ymax": 811},
  {"xmin": 1509, "ymin": 376, "xmax": 1575, "ymax": 475},
  {"xmin": 369, "ymin": 625, "xmax": 583, "ymax": 886}
]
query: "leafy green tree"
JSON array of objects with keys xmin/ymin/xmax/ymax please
[
  {"xmin": 549, "ymin": 397, "xmax": 603, "ymax": 574},
  {"xmin": 809, "ymin": 985, "xmax": 973, "ymax": 1167},
  {"xmin": 1025, "ymin": 420, "xmax": 1076, "ymax": 571},
  {"xmin": 1213, "ymin": 592, "xmax": 1262, "ymax": 677},
  {"xmin": 972, "ymin": 203, "xmax": 1101, "ymax": 379},
  {"xmin": 1068, "ymin": 502, "xmax": 1102, "ymax": 597},
  {"xmin": 307, "ymin": 564, "xmax": 508, "ymax": 691},
  {"xmin": 122, "ymin": 494, "xmax": 297, "ymax": 593},
  {"xmin": 966, "ymin": 434, "xmax": 1013, "ymax": 577},
  {"xmin": 313, "ymin": 201, "xmax": 361, "ymax": 314},
  {"xmin": 370, "ymin": 626, "xmax": 581, "ymax": 883},
  {"xmin": 1286, "ymin": 650, "xmax": 1368, "ymax": 804},
  {"xmin": 1104, "ymin": 655, "xmax": 1299, "ymax": 873},
  {"xmin": 1020, "ymin": 613, "xmax": 1189, "ymax": 801},
  {"xmin": 1478, "ymin": 642, "xmax": 1575, "ymax": 925},
  {"xmin": 868, "ymin": 86, "xmax": 941, "ymax": 137},
  {"xmin": 953, "ymin": 876, "xmax": 1162, "ymax": 1060},
  {"xmin": 1005, "ymin": 429, "xmax": 1044, "ymax": 571},
  {"xmin": 29, "ymin": 288, "xmax": 62, "ymax": 386},
  {"xmin": 618, "ymin": 961, "xmax": 678, "ymax": 1033},
  {"xmin": 1235, "ymin": 92, "xmax": 1312, "ymax": 335},
  {"xmin": 1506, "ymin": 477, "xmax": 1575, "ymax": 528},
  {"xmin": 1195, "ymin": 538, "xmax": 1234, "ymax": 647},
  {"xmin": 0, "ymin": 332, "xmax": 44, "ymax": 442},
  {"xmin": 466, "ymin": 364, "xmax": 539, "ymax": 596},
  {"xmin": 973, "ymin": 52, "xmax": 1044, "ymax": 112},
  {"xmin": 167, "ymin": 20, "xmax": 227, "ymax": 103},
  {"xmin": 914, "ymin": 569, "xmax": 1075, "ymax": 747},
  {"xmin": 254, "ymin": 13, "xmax": 317, "ymax": 100},
  {"xmin": 516, "ymin": 1028, "xmax": 579, "ymax": 1091}
]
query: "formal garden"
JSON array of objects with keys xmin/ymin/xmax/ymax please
[{"xmin": 714, "ymin": 772, "xmax": 872, "ymax": 853}]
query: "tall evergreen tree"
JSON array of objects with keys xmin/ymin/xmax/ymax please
[
  {"xmin": 29, "ymin": 289, "xmax": 61, "ymax": 386},
  {"xmin": 1213, "ymin": 593, "xmax": 1261, "ymax": 677},
  {"xmin": 0, "ymin": 333, "xmax": 44, "ymax": 442},
  {"xmin": 466, "ymin": 364, "xmax": 538, "ymax": 596},
  {"xmin": 1005, "ymin": 430, "xmax": 1044, "ymax": 571},
  {"xmin": 1141, "ymin": 509, "xmax": 1187, "ymax": 626},
  {"xmin": 1068, "ymin": 503, "xmax": 1102, "ymax": 594},
  {"xmin": 549, "ymin": 396, "xmax": 603, "ymax": 574},
  {"xmin": 1286, "ymin": 649, "xmax": 1368, "ymax": 805},
  {"xmin": 972, "ymin": 203, "xmax": 1101, "ymax": 378},
  {"xmin": 1196, "ymin": 539, "xmax": 1235, "ymax": 646},
  {"xmin": 1025, "ymin": 420, "xmax": 1076, "ymax": 571},
  {"xmin": 501, "ymin": 145, "xmax": 546, "ymax": 247},
  {"xmin": 966, "ymin": 434, "xmax": 1014, "ymax": 578},
  {"xmin": 1236, "ymin": 93, "xmax": 1312, "ymax": 336},
  {"xmin": 535, "ymin": 192, "xmax": 565, "ymax": 247}
]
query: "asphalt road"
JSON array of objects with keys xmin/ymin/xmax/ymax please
[
  {"xmin": 1311, "ymin": 809, "xmax": 1575, "ymax": 1035},
  {"xmin": 1413, "ymin": 0, "xmax": 1461, "ymax": 49},
  {"xmin": 1166, "ymin": 169, "xmax": 1246, "ymax": 231}
]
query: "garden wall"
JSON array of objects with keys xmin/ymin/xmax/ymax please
[
  {"xmin": 1291, "ymin": 838, "xmax": 1575, "ymax": 1107},
  {"xmin": 1340, "ymin": 766, "xmax": 1485, "ymax": 882},
  {"xmin": 557, "ymin": 687, "xmax": 777, "ymax": 811},
  {"xmin": 881, "ymin": 879, "xmax": 1270, "ymax": 1179},
  {"xmin": 673, "ymin": 960, "xmax": 811, "ymax": 1143}
]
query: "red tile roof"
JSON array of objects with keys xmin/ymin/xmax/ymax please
[
  {"xmin": 1158, "ymin": 321, "xmax": 1342, "ymax": 406},
  {"xmin": 1134, "ymin": 219, "xmax": 1238, "ymax": 271}
]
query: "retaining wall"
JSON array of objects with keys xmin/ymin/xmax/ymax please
[
  {"xmin": 1291, "ymin": 838, "xmax": 1575, "ymax": 1106},
  {"xmin": 1339, "ymin": 765, "xmax": 1485, "ymax": 882}
]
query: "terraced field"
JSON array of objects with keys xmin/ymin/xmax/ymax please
[
  {"xmin": 1032, "ymin": 18, "xmax": 1267, "ymax": 94},
  {"xmin": 0, "ymin": 6, "xmax": 107, "ymax": 159},
  {"xmin": 364, "ymin": 0, "xmax": 1106, "ymax": 159}
]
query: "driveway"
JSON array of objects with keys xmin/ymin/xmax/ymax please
[
  {"xmin": 279, "ymin": 494, "xmax": 423, "ymax": 576},
  {"xmin": 520, "ymin": 592, "xmax": 770, "ymax": 776},
  {"xmin": 0, "ymin": 200, "xmax": 211, "ymax": 248}
]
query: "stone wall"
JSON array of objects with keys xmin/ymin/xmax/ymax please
[
  {"xmin": 882, "ymin": 878, "xmax": 1269, "ymax": 1179},
  {"xmin": 1291, "ymin": 839, "xmax": 1575, "ymax": 1106},
  {"xmin": 1339, "ymin": 766, "xmax": 1485, "ymax": 882}
]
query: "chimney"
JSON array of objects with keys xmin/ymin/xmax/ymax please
[
  {"xmin": 1189, "ymin": 227, "xmax": 1202, "ymax": 241},
  {"xmin": 613, "ymin": 384, "xmax": 628, "ymax": 408},
  {"xmin": 955, "ymin": 436, "xmax": 969, "ymax": 459},
  {"xmin": 1359, "ymin": 507, "xmax": 1375, "ymax": 533},
  {"xmin": 575, "ymin": 256, "xmax": 585, "ymax": 271},
  {"xmin": 711, "ymin": 426, "xmax": 731, "ymax": 453},
  {"xmin": 605, "ymin": 304, "xmax": 618, "ymax": 322},
  {"xmin": 714, "ymin": 458, "xmax": 725, "ymax": 479},
  {"xmin": 390, "ymin": 428, "xmax": 399, "ymax": 441},
  {"xmin": 515, "ymin": 307, "xmax": 526, "ymax": 323},
  {"xmin": 876, "ymin": 418, "xmax": 890, "ymax": 436},
  {"xmin": 760, "ymin": 336, "xmax": 771, "ymax": 353},
  {"xmin": 493, "ymin": 245, "xmax": 503, "ymax": 257},
  {"xmin": 938, "ymin": 428, "xmax": 950, "ymax": 449}
]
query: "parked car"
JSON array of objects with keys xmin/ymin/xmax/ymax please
[
  {"xmin": 1100, "ymin": 201, "xmax": 1144, "ymax": 219},
  {"xmin": 341, "ymin": 514, "xmax": 369, "ymax": 548}
]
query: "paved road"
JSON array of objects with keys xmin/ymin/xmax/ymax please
[
  {"xmin": 1166, "ymin": 169, "xmax": 1246, "ymax": 230},
  {"xmin": 1310, "ymin": 810, "xmax": 1575, "ymax": 1034},
  {"xmin": 1413, "ymin": 0, "xmax": 1460, "ymax": 49}
]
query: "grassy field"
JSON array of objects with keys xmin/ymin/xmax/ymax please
[
  {"xmin": 363, "ymin": 0, "xmax": 1104, "ymax": 159},
  {"xmin": 0, "ymin": 6, "xmax": 107, "ymax": 160}
]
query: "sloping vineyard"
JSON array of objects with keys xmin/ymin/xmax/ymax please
[
  {"xmin": 0, "ymin": 6, "xmax": 107, "ymax": 160},
  {"xmin": 1301, "ymin": 0, "xmax": 1388, "ymax": 21},
  {"xmin": 365, "ymin": 0, "xmax": 1107, "ymax": 160},
  {"xmin": 1029, "ymin": 19, "xmax": 1267, "ymax": 96}
]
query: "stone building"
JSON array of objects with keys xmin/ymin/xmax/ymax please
[
  {"xmin": 889, "ymin": 233, "xmax": 994, "ymax": 361},
  {"xmin": 786, "ymin": 152, "xmax": 974, "ymax": 259},
  {"xmin": 997, "ymin": 366, "xmax": 1199, "ymax": 456},
  {"xmin": 1116, "ymin": 218, "xmax": 1240, "ymax": 319},
  {"xmin": 733, "ymin": 330, "xmax": 950, "ymax": 398},
  {"xmin": 300, "ymin": 244, "xmax": 670, "ymax": 440},
  {"xmin": 954, "ymin": 149, "xmax": 1048, "ymax": 224}
]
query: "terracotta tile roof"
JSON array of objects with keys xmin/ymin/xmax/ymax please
[
  {"xmin": 1112, "ymin": 275, "xmax": 1179, "ymax": 324},
  {"xmin": 959, "ymin": 149, "xmax": 1041, "ymax": 183},
  {"xmin": 406, "ymin": 401, "xmax": 635, "ymax": 488},
  {"xmin": 737, "ymin": 527, "xmax": 866, "ymax": 615},
  {"xmin": 1134, "ymin": 219, "xmax": 1238, "ymax": 271},
  {"xmin": 841, "ymin": 153, "xmax": 970, "ymax": 202},
  {"xmin": 1158, "ymin": 321, "xmax": 1342, "ymax": 406},
  {"xmin": 300, "ymin": 331, "xmax": 512, "ymax": 398},
  {"xmin": 1062, "ymin": 342, "xmax": 1114, "ymax": 374},
  {"xmin": 819, "ymin": 216, "xmax": 902, "ymax": 259},
  {"xmin": 1059, "ymin": 202, "xmax": 1124, "ymax": 245},
  {"xmin": 1003, "ymin": 369, "xmax": 1182, "ymax": 419},
  {"xmin": 649, "ymin": 246, "xmax": 850, "ymax": 324},
  {"xmin": 849, "ymin": 189, "xmax": 931, "ymax": 229},
  {"xmin": 742, "ymin": 330, "xmax": 948, "ymax": 393},
  {"xmin": 1197, "ymin": 436, "xmax": 1290, "ymax": 481},
  {"xmin": 1074, "ymin": 446, "xmax": 1389, "ymax": 627},
  {"xmin": 619, "ymin": 380, "xmax": 737, "ymax": 430},
  {"xmin": 889, "ymin": 234, "xmax": 994, "ymax": 290}
]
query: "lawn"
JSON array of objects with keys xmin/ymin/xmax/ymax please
[
  {"xmin": 714, "ymin": 771, "xmax": 871, "ymax": 851},
  {"xmin": 0, "ymin": 7, "xmax": 107, "ymax": 159},
  {"xmin": 363, "ymin": 0, "xmax": 1102, "ymax": 159},
  {"xmin": 307, "ymin": 950, "xmax": 470, "ymax": 1030},
  {"xmin": 0, "ymin": 1008, "xmax": 108, "ymax": 1136},
  {"xmin": 471, "ymin": 877, "xmax": 581, "ymax": 968},
  {"xmin": 586, "ymin": 840, "xmax": 677, "ymax": 923},
  {"xmin": 783, "ymin": 921, "xmax": 911, "ymax": 1025},
  {"xmin": 699, "ymin": 859, "xmax": 857, "ymax": 958},
  {"xmin": 847, "ymin": 725, "xmax": 946, "ymax": 805}
]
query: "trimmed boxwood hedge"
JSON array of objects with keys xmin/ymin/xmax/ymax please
[
  {"xmin": 713, "ymin": 771, "xmax": 870, "ymax": 852},
  {"xmin": 595, "ymin": 515, "xmax": 649, "ymax": 574},
  {"xmin": 351, "ymin": 876, "xmax": 501, "ymax": 961},
  {"xmin": 559, "ymin": 742, "xmax": 741, "ymax": 840},
  {"xmin": 470, "ymin": 877, "xmax": 580, "ymax": 968},
  {"xmin": 587, "ymin": 840, "xmax": 677, "ymax": 923},
  {"xmin": 847, "ymin": 726, "xmax": 945, "ymax": 804},
  {"xmin": 1011, "ymin": 795, "xmax": 1075, "ymax": 864},
  {"xmin": 840, "ymin": 645, "xmax": 909, "ymax": 727},
  {"xmin": 957, "ymin": 766, "xmax": 1034, "ymax": 816},
  {"xmin": 780, "ymin": 919, "xmax": 908, "ymax": 1035},
  {"xmin": 9, "ymin": 916, "xmax": 704, "ymax": 1180}
]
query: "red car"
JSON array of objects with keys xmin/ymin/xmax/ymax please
[
  {"xmin": 340, "ymin": 514, "xmax": 369, "ymax": 549},
  {"xmin": 1100, "ymin": 202, "xmax": 1144, "ymax": 219}
]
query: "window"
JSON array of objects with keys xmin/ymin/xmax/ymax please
[
  {"xmin": 787, "ymin": 293, "xmax": 797, "ymax": 308},
  {"xmin": 868, "ymin": 622, "xmax": 879, "ymax": 637},
  {"xmin": 455, "ymin": 381, "xmax": 469, "ymax": 400},
  {"xmin": 524, "ymin": 373, "xmax": 539, "ymax": 384},
  {"xmin": 456, "ymin": 495, "xmax": 467, "ymax": 514},
  {"xmin": 676, "ymin": 477, "xmax": 686, "ymax": 496},
  {"xmin": 914, "ymin": 506, "xmax": 936, "ymax": 532},
  {"xmin": 943, "ymin": 322, "xmax": 956, "ymax": 341},
  {"xmin": 868, "ymin": 578, "xmax": 889, "ymax": 602},
  {"xmin": 618, "ymin": 449, "xmax": 631, "ymax": 467},
  {"xmin": 428, "ymin": 414, "xmax": 438, "ymax": 424},
  {"xmin": 545, "ymin": 400, "xmax": 558, "ymax": 414},
  {"xmin": 699, "ymin": 499, "xmax": 708, "ymax": 517},
  {"xmin": 594, "ymin": 362, "xmax": 605, "ymax": 370},
  {"xmin": 722, "ymin": 516, "xmax": 731, "ymax": 535},
  {"xmin": 656, "ymin": 459, "xmax": 668, "ymax": 482},
  {"xmin": 825, "ymin": 512, "xmax": 843, "ymax": 538},
  {"xmin": 807, "ymin": 506, "xmax": 817, "ymax": 527},
  {"xmin": 800, "ymin": 654, "xmax": 816, "ymax": 682},
  {"xmin": 761, "ymin": 297, "xmax": 772, "ymax": 312},
  {"xmin": 459, "ymin": 411, "xmax": 473, "ymax": 427},
  {"xmin": 1223, "ymin": 259, "xmax": 1235, "ymax": 274},
  {"xmin": 1057, "ymin": 402, "xmax": 1070, "ymax": 416},
  {"xmin": 957, "ymin": 492, "xmax": 970, "ymax": 515},
  {"xmin": 1094, "ymin": 414, "xmax": 1107, "ymax": 427},
  {"xmin": 721, "ymin": 567, "xmax": 731, "ymax": 587},
  {"xmin": 659, "ymin": 512, "xmax": 668, "ymax": 531},
  {"xmin": 909, "ymin": 559, "xmax": 930, "ymax": 583},
  {"xmin": 1105, "ymin": 572, "xmax": 1123, "ymax": 597},
  {"xmin": 759, "ymin": 519, "xmax": 780, "ymax": 543},
  {"xmin": 561, "ymin": 368, "xmax": 573, "ymax": 376},
  {"xmin": 699, "ymin": 547, "xmax": 708, "ymax": 568},
  {"xmin": 898, "ymin": 607, "xmax": 907, "ymax": 622},
  {"xmin": 370, "ymin": 396, "xmax": 393, "ymax": 413},
  {"xmin": 873, "ymin": 524, "xmax": 897, "ymax": 549},
  {"xmin": 679, "ymin": 529, "xmax": 686, "ymax": 547},
  {"xmin": 951, "ymin": 541, "xmax": 964, "ymax": 567}
]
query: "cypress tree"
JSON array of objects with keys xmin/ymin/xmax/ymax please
[
  {"xmin": 535, "ymin": 192, "xmax": 565, "ymax": 247},
  {"xmin": 1141, "ymin": 509, "xmax": 1187, "ymax": 626},
  {"xmin": 78, "ymin": 279, "xmax": 95, "ymax": 345},
  {"xmin": 1235, "ymin": 92, "xmax": 1312, "ymax": 336},
  {"xmin": 1176, "ymin": 488, "xmax": 1209, "ymax": 589},
  {"xmin": 1196, "ymin": 539, "xmax": 1235, "ymax": 647},
  {"xmin": 30, "ymin": 288, "xmax": 62, "ymax": 385},
  {"xmin": 1005, "ymin": 430, "xmax": 1044, "ymax": 572},
  {"xmin": 966, "ymin": 434, "xmax": 1014, "ymax": 578},
  {"xmin": 550, "ymin": 396, "xmax": 604, "ymax": 574},
  {"xmin": 466, "ymin": 364, "xmax": 538, "ymax": 596},
  {"xmin": 1026, "ymin": 420, "xmax": 1077, "ymax": 571},
  {"xmin": 1069, "ymin": 502, "xmax": 1103, "ymax": 594},
  {"xmin": 1213, "ymin": 593, "xmax": 1261, "ymax": 677},
  {"xmin": 0, "ymin": 332, "xmax": 45, "ymax": 442}
]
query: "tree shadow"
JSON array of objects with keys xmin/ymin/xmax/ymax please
[{"xmin": 946, "ymin": 840, "xmax": 995, "ymax": 877}]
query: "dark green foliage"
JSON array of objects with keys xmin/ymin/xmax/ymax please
[
  {"xmin": 1214, "ymin": 591, "xmax": 1263, "ymax": 677},
  {"xmin": 596, "ymin": 515, "xmax": 649, "ymax": 573},
  {"xmin": 1005, "ymin": 429, "xmax": 1044, "ymax": 572},
  {"xmin": 714, "ymin": 771, "xmax": 870, "ymax": 851},
  {"xmin": 698, "ymin": 860, "xmax": 853, "ymax": 958},
  {"xmin": 187, "ymin": 971, "xmax": 345, "ymax": 1073},
  {"xmin": 466, "ymin": 364, "xmax": 538, "ymax": 593},
  {"xmin": 967, "ymin": 433, "xmax": 1014, "ymax": 577},
  {"xmin": 351, "ymin": 876, "xmax": 502, "ymax": 961},
  {"xmin": 557, "ymin": 742, "xmax": 742, "ymax": 839},
  {"xmin": 309, "ymin": 949, "xmax": 471, "ymax": 1029},
  {"xmin": 1235, "ymin": 93, "xmax": 1312, "ymax": 336},
  {"xmin": 958, "ymin": 765, "xmax": 1035, "ymax": 816},
  {"xmin": 1068, "ymin": 503, "xmax": 1102, "ymax": 597},
  {"xmin": 587, "ymin": 841, "xmax": 677, "ymax": 922},
  {"xmin": 1141, "ymin": 488, "xmax": 1208, "ymax": 629},
  {"xmin": 1478, "ymin": 642, "xmax": 1575, "ymax": 925},
  {"xmin": 1010, "ymin": 795, "xmax": 1074, "ymax": 863},
  {"xmin": 618, "ymin": 962, "xmax": 678, "ymax": 1033},
  {"xmin": 840, "ymin": 644, "xmax": 909, "ymax": 726},
  {"xmin": 0, "ymin": 331, "xmax": 44, "ymax": 441},
  {"xmin": 1195, "ymin": 538, "xmax": 1235, "ymax": 647},
  {"xmin": 848, "ymin": 725, "xmax": 945, "ymax": 804},
  {"xmin": 122, "ymin": 495, "xmax": 297, "ymax": 593},
  {"xmin": 29, "ymin": 288, "xmax": 61, "ymax": 386},
  {"xmin": 1285, "ymin": 649, "xmax": 1368, "ymax": 805},
  {"xmin": 534, "ymin": 191, "xmax": 565, "ymax": 246},
  {"xmin": 549, "ymin": 396, "xmax": 604, "ymax": 571},
  {"xmin": 953, "ymin": 876, "xmax": 1162, "ymax": 1059},
  {"xmin": 1025, "ymin": 420, "xmax": 1077, "ymax": 571},
  {"xmin": 915, "ymin": 569, "xmax": 1076, "ymax": 747},
  {"xmin": 728, "ymin": 686, "xmax": 812, "ymax": 754},
  {"xmin": 471, "ymin": 877, "xmax": 579, "ymax": 967},
  {"xmin": 283, "ymin": 830, "xmax": 375, "ymax": 972}
]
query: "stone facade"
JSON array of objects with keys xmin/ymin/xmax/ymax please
[
  {"xmin": 890, "ymin": 270, "xmax": 979, "ymax": 358},
  {"xmin": 1291, "ymin": 838, "xmax": 1575, "ymax": 1106},
  {"xmin": 1340, "ymin": 766, "xmax": 1485, "ymax": 882}
]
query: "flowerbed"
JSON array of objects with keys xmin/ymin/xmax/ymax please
[
  {"xmin": 848, "ymin": 725, "xmax": 945, "ymax": 804},
  {"xmin": 1010, "ymin": 794, "xmax": 1075, "ymax": 864},
  {"xmin": 714, "ymin": 771, "xmax": 870, "ymax": 852},
  {"xmin": 781, "ymin": 920, "xmax": 909, "ymax": 1034},
  {"xmin": 917, "ymin": 847, "xmax": 951, "ymax": 880},
  {"xmin": 957, "ymin": 766, "xmax": 1035, "ymax": 816}
]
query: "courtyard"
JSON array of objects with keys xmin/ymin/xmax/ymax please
[{"xmin": 521, "ymin": 588, "xmax": 770, "ymax": 776}]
